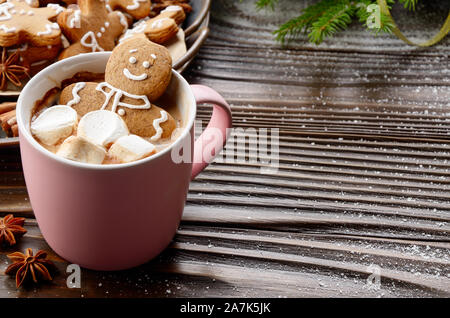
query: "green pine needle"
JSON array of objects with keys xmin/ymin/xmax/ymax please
[
  {"xmin": 255, "ymin": 0, "xmax": 278, "ymax": 11},
  {"xmin": 308, "ymin": 1, "xmax": 355, "ymax": 44},
  {"xmin": 399, "ymin": 0, "xmax": 418, "ymax": 11},
  {"xmin": 259, "ymin": 0, "xmax": 417, "ymax": 45},
  {"xmin": 274, "ymin": 0, "xmax": 342, "ymax": 43}
]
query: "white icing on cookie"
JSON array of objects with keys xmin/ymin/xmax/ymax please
[
  {"xmin": 135, "ymin": 19, "xmax": 149, "ymax": 30},
  {"xmin": 118, "ymin": 108, "xmax": 125, "ymax": 116},
  {"xmin": 129, "ymin": 56, "xmax": 137, "ymax": 63},
  {"xmin": 47, "ymin": 3, "xmax": 64, "ymax": 14},
  {"xmin": 61, "ymin": 34, "xmax": 69, "ymax": 48},
  {"xmin": 142, "ymin": 61, "xmax": 150, "ymax": 68},
  {"xmin": 126, "ymin": 0, "xmax": 147, "ymax": 10},
  {"xmin": 66, "ymin": 82, "xmax": 86, "ymax": 107},
  {"xmin": 119, "ymin": 18, "xmax": 147, "ymax": 42},
  {"xmin": 96, "ymin": 82, "xmax": 151, "ymax": 113},
  {"xmin": 36, "ymin": 23, "xmax": 59, "ymax": 36},
  {"xmin": 80, "ymin": 31, "xmax": 104, "ymax": 52},
  {"xmin": 68, "ymin": 9, "xmax": 81, "ymax": 28},
  {"xmin": 0, "ymin": 24, "xmax": 16, "ymax": 33},
  {"xmin": 0, "ymin": 2, "xmax": 14, "ymax": 22},
  {"xmin": 123, "ymin": 68, "xmax": 147, "ymax": 81},
  {"xmin": 129, "ymin": 49, "xmax": 137, "ymax": 53},
  {"xmin": 150, "ymin": 110, "xmax": 168, "ymax": 141},
  {"xmin": 150, "ymin": 53, "xmax": 156, "ymax": 59},
  {"xmin": 150, "ymin": 17, "xmax": 170, "ymax": 29},
  {"xmin": 116, "ymin": 11, "xmax": 128, "ymax": 32},
  {"xmin": 162, "ymin": 5, "xmax": 182, "ymax": 12},
  {"xmin": 104, "ymin": 0, "xmax": 112, "ymax": 13},
  {"xmin": 30, "ymin": 59, "xmax": 48, "ymax": 67}
]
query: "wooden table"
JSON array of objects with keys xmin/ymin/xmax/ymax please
[{"xmin": 1, "ymin": 0, "xmax": 449, "ymax": 298}]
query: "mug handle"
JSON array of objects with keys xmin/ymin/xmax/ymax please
[{"xmin": 190, "ymin": 84, "xmax": 232, "ymax": 180}]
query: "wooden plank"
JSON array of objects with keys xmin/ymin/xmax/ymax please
[
  {"xmin": 0, "ymin": 0, "xmax": 449, "ymax": 297},
  {"xmin": 0, "ymin": 221, "xmax": 448, "ymax": 297}
]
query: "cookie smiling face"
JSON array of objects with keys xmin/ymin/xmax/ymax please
[
  {"xmin": 105, "ymin": 36, "xmax": 172, "ymax": 100},
  {"xmin": 122, "ymin": 53, "xmax": 155, "ymax": 81}
]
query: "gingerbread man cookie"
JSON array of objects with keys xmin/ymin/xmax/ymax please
[
  {"xmin": 0, "ymin": 0, "xmax": 63, "ymax": 47},
  {"xmin": 105, "ymin": 0, "xmax": 151, "ymax": 21},
  {"xmin": 106, "ymin": 35, "xmax": 172, "ymax": 100},
  {"xmin": 59, "ymin": 37, "xmax": 176, "ymax": 140},
  {"xmin": 57, "ymin": 0, "xmax": 127, "ymax": 60}
]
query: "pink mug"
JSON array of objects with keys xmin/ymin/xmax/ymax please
[{"xmin": 16, "ymin": 52, "xmax": 232, "ymax": 271}]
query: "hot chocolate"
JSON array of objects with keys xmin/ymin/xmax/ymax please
[{"xmin": 30, "ymin": 36, "xmax": 183, "ymax": 164}]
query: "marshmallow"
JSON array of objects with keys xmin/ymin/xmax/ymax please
[
  {"xmin": 78, "ymin": 110, "xmax": 129, "ymax": 147},
  {"xmin": 31, "ymin": 105, "xmax": 77, "ymax": 146},
  {"xmin": 56, "ymin": 136, "xmax": 106, "ymax": 164},
  {"xmin": 108, "ymin": 134, "xmax": 156, "ymax": 163}
]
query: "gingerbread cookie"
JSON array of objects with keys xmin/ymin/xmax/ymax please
[
  {"xmin": 105, "ymin": 0, "xmax": 151, "ymax": 21},
  {"xmin": 59, "ymin": 82, "xmax": 176, "ymax": 139},
  {"xmin": 0, "ymin": 0, "xmax": 38, "ymax": 7},
  {"xmin": 58, "ymin": 37, "xmax": 176, "ymax": 140},
  {"xmin": 57, "ymin": 0, "xmax": 127, "ymax": 60},
  {"xmin": 106, "ymin": 36, "xmax": 172, "ymax": 100},
  {"xmin": 157, "ymin": 5, "xmax": 185, "ymax": 25},
  {"xmin": 0, "ymin": 0, "xmax": 63, "ymax": 47},
  {"xmin": 1, "ymin": 0, "xmax": 69, "ymax": 6},
  {"xmin": 8, "ymin": 41, "xmax": 61, "ymax": 64},
  {"xmin": 121, "ymin": 16, "xmax": 178, "ymax": 44},
  {"xmin": 119, "ymin": 5, "xmax": 185, "ymax": 45},
  {"xmin": 151, "ymin": 0, "xmax": 192, "ymax": 15},
  {"xmin": 145, "ymin": 17, "xmax": 178, "ymax": 44}
]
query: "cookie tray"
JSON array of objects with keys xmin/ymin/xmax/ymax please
[
  {"xmin": 0, "ymin": 0, "xmax": 211, "ymax": 97},
  {"xmin": 0, "ymin": 0, "xmax": 211, "ymax": 147}
]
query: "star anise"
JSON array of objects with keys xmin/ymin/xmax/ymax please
[
  {"xmin": 5, "ymin": 248, "xmax": 55, "ymax": 288},
  {"xmin": 0, "ymin": 214, "xmax": 27, "ymax": 246},
  {"xmin": 0, "ymin": 48, "xmax": 30, "ymax": 91}
]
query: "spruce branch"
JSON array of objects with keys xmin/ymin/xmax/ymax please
[
  {"xmin": 258, "ymin": 0, "xmax": 417, "ymax": 45},
  {"xmin": 399, "ymin": 0, "xmax": 418, "ymax": 11},
  {"xmin": 274, "ymin": 0, "xmax": 343, "ymax": 43},
  {"xmin": 308, "ymin": 1, "xmax": 355, "ymax": 44},
  {"xmin": 255, "ymin": 0, "xmax": 278, "ymax": 10}
]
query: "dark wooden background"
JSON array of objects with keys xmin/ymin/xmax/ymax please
[{"xmin": 0, "ymin": 0, "xmax": 449, "ymax": 297}]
